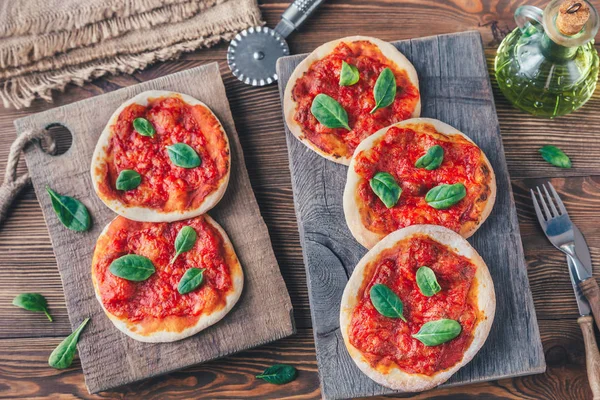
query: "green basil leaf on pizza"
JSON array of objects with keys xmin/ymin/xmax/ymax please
[
  {"xmin": 370, "ymin": 172, "xmax": 401, "ymax": 208},
  {"xmin": 178, "ymin": 268, "xmax": 206, "ymax": 294},
  {"xmin": 370, "ymin": 67, "xmax": 396, "ymax": 113},
  {"xmin": 115, "ymin": 169, "xmax": 141, "ymax": 191},
  {"xmin": 310, "ymin": 94, "xmax": 351, "ymax": 130},
  {"xmin": 425, "ymin": 183, "xmax": 466, "ymax": 209},
  {"xmin": 171, "ymin": 226, "xmax": 197, "ymax": 264},
  {"xmin": 415, "ymin": 145, "xmax": 444, "ymax": 170},
  {"xmin": 412, "ymin": 319, "xmax": 462, "ymax": 346},
  {"xmin": 339, "ymin": 61, "xmax": 360, "ymax": 86},
  {"xmin": 109, "ymin": 254, "xmax": 155, "ymax": 281},
  {"xmin": 133, "ymin": 117, "xmax": 155, "ymax": 138},
  {"xmin": 416, "ymin": 266, "xmax": 441, "ymax": 297},
  {"xmin": 167, "ymin": 143, "xmax": 202, "ymax": 168},
  {"xmin": 369, "ymin": 283, "xmax": 407, "ymax": 321}
]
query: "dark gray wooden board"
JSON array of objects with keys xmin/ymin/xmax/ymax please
[
  {"xmin": 276, "ymin": 31, "xmax": 545, "ymax": 399},
  {"xmin": 13, "ymin": 63, "xmax": 294, "ymax": 393}
]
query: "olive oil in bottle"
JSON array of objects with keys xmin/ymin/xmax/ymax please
[{"xmin": 495, "ymin": 0, "xmax": 599, "ymax": 118}]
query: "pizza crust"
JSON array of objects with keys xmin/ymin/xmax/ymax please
[
  {"xmin": 340, "ymin": 224, "xmax": 496, "ymax": 392},
  {"xmin": 91, "ymin": 90, "xmax": 231, "ymax": 222},
  {"xmin": 91, "ymin": 215, "xmax": 244, "ymax": 343},
  {"xmin": 283, "ymin": 36, "xmax": 421, "ymax": 165},
  {"xmin": 344, "ymin": 118, "xmax": 497, "ymax": 249}
]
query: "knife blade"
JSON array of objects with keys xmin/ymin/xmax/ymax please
[{"xmin": 568, "ymin": 225, "xmax": 593, "ymax": 316}]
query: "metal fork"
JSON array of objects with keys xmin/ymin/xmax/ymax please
[{"xmin": 531, "ymin": 182, "xmax": 600, "ymax": 325}]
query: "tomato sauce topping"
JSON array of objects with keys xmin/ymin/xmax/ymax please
[
  {"xmin": 354, "ymin": 124, "xmax": 491, "ymax": 235},
  {"xmin": 96, "ymin": 95, "xmax": 229, "ymax": 212},
  {"xmin": 292, "ymin": 40, "xmax": 420, "ymax": 159},
  {"xmin": 349, "ymin": 235, "xmax": 479, "ymax": 375},
  {"xmin": 93, "ymin": 216, "xmax": 234, "ymax": 322}
]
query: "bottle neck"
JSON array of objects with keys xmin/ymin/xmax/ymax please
[{"xmin": 541, "ymin": 32, "xmax": 578, "ymax": 61}]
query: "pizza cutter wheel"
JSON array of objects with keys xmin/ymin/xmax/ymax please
[{"xmin": 227, "ymin": 0, "xmax": 326, "ymax": 86}]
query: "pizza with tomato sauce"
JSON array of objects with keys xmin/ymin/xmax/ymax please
[
  {"xmin": 344, "ymin": 118, "xmax": 496, "ymax": 249},
  {"xmin": 340, "ymin": 224, "xmax": 495, "ymax": 391},
  {"xmin": 91, "ymin": 215, "xmax": 243, "ymax": 342},
  {"xmin": 283, "ymin": 36, "xmax": 420, "ymax": 165},
  {"xmin": 91, "ymin": 90, "xmax": 230, "ymax": 222}
]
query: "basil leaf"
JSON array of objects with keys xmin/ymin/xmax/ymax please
[
  {"xmin": 115, "ymin": 169, "xmax": 141, "ymax": 191},
  {"xmin": 370, "ymin": 172, "xmax": 402, "ymax": 208},
  {"xmin": 339, "ymin": 61, "xmax": 359, "ymax": 86},
  {"xmin": 370, "ymin": 67, "xmax": 396, "ymax": 114},
  {"xmin": 46, "ymin": 187, "xmax": 91, "ymax": 232},
  {"xmin": 167, "ymin": 143, "xmax": 201, "ymax": 168},
  {"xmin": 171, "ymin": 226, "xmax": 197, "ymax": 264},
  {"xmin": 48, "ymin": 318, "xmax": 89, "ymax": 369},
  {"xmin": 109, "ymin": 254, "xmax": 155, "ymax": 281},
  {"xmin": 133, "ymin": 117, "xmax": 155, "ymax": 137},
  {"xmin": 369, "ymin": 283, "xmax": 407, "ymax": 321},
  {"xmin": 416, "ymin": 266, "xmax": 441, "ymax": 297},
  {"xmin": 12, "ymin": 293, "xmax": 52, "ymax": 321},
  {"xmin": 178, "ymin": 268, "xmax": 206, "ymax": 294},
  {"xmin": 539, "ymin": 145, "xmax": 572, "ymax": 168},
  {"xmin": 415, "ymin": 145, "xmax": 444, "ymax": 170},
  {"xmin": 310, "ymin": 94, "xmax": 351, "ymax": 130},
  {"xmin": 256, "ymin": 364, "xmax": 298, "ymax": 384},
  {"xmin": 425, "ymin": 183, "xmax": 466, "ymax": 209},
  {"xmin": 412, "ymin": 319, "xmax": 462, "ymax": 346}
]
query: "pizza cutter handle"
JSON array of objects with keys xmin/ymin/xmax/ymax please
[{"xmin": 275, "ymin": 0, "xmax": 326, "ymax": 38}]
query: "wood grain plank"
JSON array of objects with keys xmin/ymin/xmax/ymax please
[
  {"xmin": 276, "ymin": 31, "xmax": 545, "ymax": 399},
  {"xmin": 12, "ymin": 63, "xmax": 294, "ymax": 393}
]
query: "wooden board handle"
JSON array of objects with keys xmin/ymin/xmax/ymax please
[
  {"xmin": 580, "ymin": 278, "xmax": 600, "ymax": 329},
  {"xmin": 578, "ymin": 315, "xmax": 600, "ymax": 399}
]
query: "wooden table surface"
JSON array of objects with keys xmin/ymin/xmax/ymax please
[{"xmin": 1, "ymin": 1, "xmax": 599, "ymax": 399}]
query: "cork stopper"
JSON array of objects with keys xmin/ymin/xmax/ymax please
[{"xmin": 557, "ymin": 1, "xmax": 590, "ymax": 35}]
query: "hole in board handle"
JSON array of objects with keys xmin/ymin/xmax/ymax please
[{"xmin": 41, "ymin": 123, "xmax": 73, "ymax": 156}]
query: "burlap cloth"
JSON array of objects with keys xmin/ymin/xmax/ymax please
[{"xmin": 0, "ymin": 0, "xmax": 262, "ymax": 108}]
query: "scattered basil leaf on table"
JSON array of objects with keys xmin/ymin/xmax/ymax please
[
  {"xmin": 133, "ymin": 117, "xmax": 155, "ymax": 138},
  {"xmin": 339, "ymin": 61, "xmax": 360, "ymax": 86},
  {"xmin": 412, "ymin": 319, "xmax": 462, "ymax": 346},
  {"xmin": 171, "ymin": 226, "xmax": 198, "ymax": 264},
  {"xmin": 370, "ymin": 67, "xmax": 396, "ymax": 113},
  {"xmin": 178, "ymin": 268, "xmax": 206, "ymax": 295},
  {"xmin": 48, "ymin": 318, "xmax": 90, "ymax": 369},
  {"xmin": 12, "ymin": 293, "xmax": 52, "ymax": 321},
  {"xmin": 416, "ymin": 266, "xmax": 441, "ymax": 297},
  {"xmin": 256, "ymin": 364, "xmax": 297, "ymax": 384},
  {"xmin": 167, "ymin": 143, "xmax": 201, "ymax": 168},
  {"xmin": 369, "ymin": 283, "xmax": 407, "ymax": 321},
  {"xmin": 370, "ymin": 172, "xmax": 402, "ymax": 208},
  {"xmin": 46, "ymin": 187, "xmax": 91, "ymax": 232},
  {"xmin": 109, "ymin": 254, "xmax": 155, "ymax": 281},
  {"xmin": 115, "ymin": 169, "xmax": 141, "ymax": 191},
  {"xmin": 310, "ymin": 94, "xmax": 351, "ymax": 130},
  {"xmin": 425, "ymin": 183, "xmax": 466, "ymax": 209},
  {"xmin": 539, "ymin": 145, "xmax": 572, "ymax": 168},
  {"xmin": 415, "ymin": 145, "xmax": 444, "ymax": 170}
]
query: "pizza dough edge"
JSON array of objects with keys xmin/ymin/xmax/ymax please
[
  {"xmin": 339, "ymin": 224, "xmax": 496, "ymax": 391},
  {"xmin": 91, "ymin": 215, "xmax": 244, "ymax": 343},
  {"xmin": 343, "ymin": 117, "xmax": 497, "ymax": 249},
  {"xmin": 283, "ymin": 35, "xmax": 421, "ymax": 165},
  {"xmin": 90, "ymin": 90, "xmax": 231, "ymax": 222}
]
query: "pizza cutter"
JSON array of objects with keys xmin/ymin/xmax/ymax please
[{"xmin": 227, "ymin": 0, "xmax": 326, "ymax": 86}]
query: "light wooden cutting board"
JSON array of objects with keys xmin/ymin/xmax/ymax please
[
  {"xmin": 276, "ymin": 31, "xmax": 546, "ymax": 399},
  {"xmin": 13, "ymin": 62, "xmax": 294, "ymax": 393}
]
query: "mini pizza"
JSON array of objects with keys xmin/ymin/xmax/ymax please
[
  {"xmin": 91, "ymin": 90, "xmax": 230, "ymax": 222},
  {"xmin": 340, "ymin": 224, "xmax": 495, "ymax": 391},
  {"xmin": 344, "ymin": 118, "xmax": 496, "ymax": 249},
  {"xmin": 283, "ymin": 36, "xmax": 420, "ymax": 165},
  {"xmin": 91, "ymin": 215, "xmax": 243, "ymax": 342}
]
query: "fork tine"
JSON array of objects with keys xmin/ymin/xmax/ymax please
[
  {"xmin": 547, "ymin": 182, "xmax": 568, "ymax": 215},
  {"xmin": 530, "ymin": 189, "xmax": 547, "ymax": 225},
  {"xmin": 536, "ymin": 187, "xmax": 552, "ymax": 221},
  {"xmin": 542, "ymin": 184, "xmax": 559, "ymax": 217}
]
